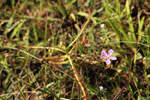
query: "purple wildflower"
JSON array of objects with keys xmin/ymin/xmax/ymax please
[{"xmin": 100, "ymin": 49, "xmax": 117, "ymax": 65}]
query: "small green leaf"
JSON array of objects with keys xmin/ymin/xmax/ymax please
[
  {"xmin": 0, "ymin": 96, "xmax": 6, "ymax": 100},
  {"xmin": 10, "ymin": 20, "xmax": 25, "ymax": 39},
  {"xmin": 32, "ymin": 23, "xmax": 38, "ymax": 41},
  {"xmin": 138, "ymin": 95, "xmax": 146, "ymax": 100},
  {"xmin": 62, "ymin": 64, "xmax": 71, "ymax": 69}
]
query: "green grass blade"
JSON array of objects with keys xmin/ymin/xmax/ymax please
[{"xmin": 10, "ymin": 20, "xmax": 25, "ymax": 39}]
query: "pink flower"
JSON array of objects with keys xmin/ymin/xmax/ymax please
[{"xmin": 100, "ymin": 49, "xmax": 117, "ymax": 65}]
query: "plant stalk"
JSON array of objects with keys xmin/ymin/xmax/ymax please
[{"xmin": 67, "ymin": 55, "xmax": 87, "ymax": 100}]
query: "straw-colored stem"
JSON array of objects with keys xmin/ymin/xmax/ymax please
[
  {"xmin": 67, "ymin": 55, "xmax": 87, "ymax": 100},
  {"xmin": 68, "ymin": 12, "xmax": 91, "ymax": 49}
]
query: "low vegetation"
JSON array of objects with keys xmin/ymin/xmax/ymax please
[{"xmin": 0, "ymin": 0, "xmax": 150, "ymax": 100}]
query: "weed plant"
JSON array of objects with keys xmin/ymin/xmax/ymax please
[{"xmin": 0, "ymin": 0, "xmax": 150, "ymax": 100}]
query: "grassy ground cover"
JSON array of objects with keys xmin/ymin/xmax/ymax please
[{"xmin": 1, "ymin": 0, "xmax": 150, "ymax": 100}]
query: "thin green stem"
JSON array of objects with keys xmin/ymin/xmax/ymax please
[{"xmin": 67, "ymin": 13, "xmax": 91, "ymax": 49}]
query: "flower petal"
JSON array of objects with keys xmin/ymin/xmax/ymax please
[
  {"xmin": 100, "ymin": 50, "xmax": 107, "ymax": 59},
  {"xmin": 110, "ymin": 57, "xmax": 117, "ymax": 60},
  {"xmin": 108, "ymin": 49, "xmax": 114, "ymax": 56},
  {"xmin": 106, "ymin": 59, "xmax": 111, "ymax": 65}
]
